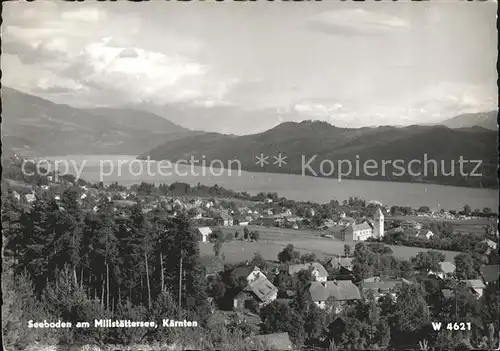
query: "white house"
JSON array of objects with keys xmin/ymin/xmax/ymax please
[
  {"xmin": 197, "ymin": 227, "xmax": 212, "ymax": 243},
  {"xmin": 288, "ymin": 262, "xmax": 328, "ymax": 282},
  {"xmin": 25, "ymin": 193, "xmax": 36, "ymax": 203}
]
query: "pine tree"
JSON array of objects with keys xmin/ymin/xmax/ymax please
[
  {"xmin": 2, "ymin": 186, "xmax": 24, "ymax": 275},
  {"xmin": 19, "ymin": 199, "xmax": 59, "ymax": 294},
  {"xmin": 162, "ymin": 213, "xmax": 209, "ymax": 320},
  {"xmin": 93, "ymin": 201, "xmax": 119, "ymax": 310},
  {"xmin": 128, "ymin": 204, "xmax": 156, "ymax": 309}
]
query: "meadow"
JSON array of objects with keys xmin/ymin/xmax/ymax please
[
  {"xmin": 200, "ymin": 225, "xmax": 461, "ymax": 263},
  {"xmin": 387, "ymin": 215, "xmax": 491, "ymax": 235}
]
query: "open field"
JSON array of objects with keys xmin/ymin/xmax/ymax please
[
  {"xmin": 200, "ymin": 237, "xmax": 460, "ymax": 264},
  {"xmin": 3, "ymin": 179, "xmax": 33, "ymax": 191},
  {"xmin": 181, "ymin": 195, "xmax": 259, "ymax": 207},
  {"xmin": 214, "ymin": 225, "xmax": 321, "ymax": 241},
  {"xmin": 387, "ymin": 215, "xmax": 492, "ymax": 235},
  {"xmin": 387, "ymin": 215, "xmax": 491, "ymax": 226}
]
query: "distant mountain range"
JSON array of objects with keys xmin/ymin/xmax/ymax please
[
  {"xmin": 2, "ymin": 87, "xmax": 497, "ymax": 188},
  {"xmin": 140, "ymin": 120, "xmax": 498, "ymax": 189},
  {"xmin": 1, "ymin": 87, "xmax": 193, "ymax": 156},
  {"xmin": 435, "ymin": 111, "xmax": 498, "ymax": 130}
]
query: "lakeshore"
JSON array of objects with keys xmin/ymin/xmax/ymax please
[{"xmin": 37, "ymin": 154, "xmax": 498, "ymax": 211}]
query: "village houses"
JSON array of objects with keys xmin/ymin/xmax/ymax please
[
  {"xmin": 359, "ymin": 277, "xmax": 413, "ymax": 301},
  {"xmin": 306, "ymin": 280, "xmax": 361, "ymax": 312}
]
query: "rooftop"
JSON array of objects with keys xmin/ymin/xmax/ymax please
[
  {"xmin": 244, "ymin": 275, "xmax": 278, "ymax": 303},
  {"xmin": 197, "ymin": 227, "xmax": 212, "ymax": 236},
  {"xmin": 288, "ymin": 262, "xmax": 328, "ymax": 278},
  {"xmin": 230, "ymin": 264, "xmax": 261, "ymax": 281},
  {"xmin": 480, "ymin": 265, "xmax": 499, "ymax": 283},
  {"xmin": 439, "ymin": 261, "xmax": 456, "ymax": 274},
  {"xmin": 462, "ymin": 279, "xmax": 486, "ymax": 289},
  {"xmin": 308, "ymin": 280, "xmax": 361, "ymax": 302}
]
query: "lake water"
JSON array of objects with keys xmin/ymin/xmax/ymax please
[{"xmin": 37, "ymin": 155, "xmax": 498, "ymax": 211}]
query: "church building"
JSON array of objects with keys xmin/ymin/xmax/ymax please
[{"xmin": 339, "ymin": 207, "xmax": 385, "ymax": 241}]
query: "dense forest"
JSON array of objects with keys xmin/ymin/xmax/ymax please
[{"xmin": 2, "ymin": 187, "xmax": 221, "ymax": 349}]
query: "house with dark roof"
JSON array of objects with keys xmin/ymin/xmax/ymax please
[
  {"xmin": 325, "ymin": 257, "xmax": 354, "ymax": 272},
  {"xmin": 276, "ymin": 262, "xmax": 329, "ymax": 291},
  {"xmin": 229, "ymin": 265, "xmax": 263, "ymax": 285},
  {"xmin": 480, "ymin": 265, "xmax": 500, "ymax": 285},
  {"xmin": 306, "ymin": 280, "xmax": 361, "ymax": 311},
  {"xmin": 324, "ymin": 257, "xmax": 355, "ymax": 280},
  {"xmin": 287, "ymin": 262, "xmax": 328, "ymax": 282},
  {"xmin": 251, "ymin": 216, "xmax": 278, "ymax": 227},
  {"xmin": 233, "ymin": 275, "xmax": 278, "ymax": 309},
  {"xmin": 199, "ymin": 256, "xmax": 224, "ymax": 278}
]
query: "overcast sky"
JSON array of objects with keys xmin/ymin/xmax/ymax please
[{"xmin": 2, "ymin": 1, "xmax": 498, "ymax": 133}]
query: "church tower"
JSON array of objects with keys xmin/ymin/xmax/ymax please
[{"xmin": 373, "ymin": 207, "xmax": 384, "ymax": 239}]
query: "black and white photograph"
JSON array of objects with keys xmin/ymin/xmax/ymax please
[{"xmin": 1, "ymin": 1, "xmax": 499, "ymax": 350}]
